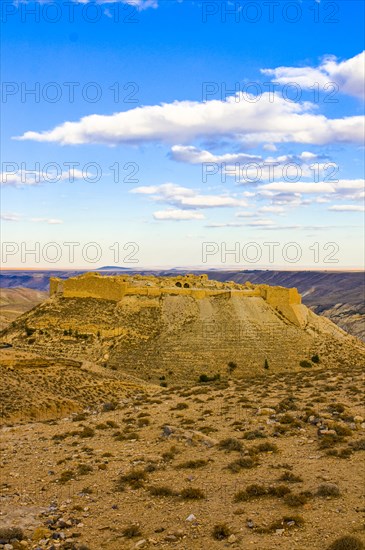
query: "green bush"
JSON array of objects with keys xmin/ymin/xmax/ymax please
[
  {"xmin": 311, "ymin": 354, "xmax": 320, "ymax": 363},
  {"xmin": 300, "ymin": 360, "xmax": 312, "ymax": 369}
]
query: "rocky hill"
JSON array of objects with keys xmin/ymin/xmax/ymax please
[
  {"xmin": 2, "ymin": 273, "xmax": 364, "ymax": 386},
  {"xmin": 1, "ymin": 269, "xmax": 364, "ymax": 341}
]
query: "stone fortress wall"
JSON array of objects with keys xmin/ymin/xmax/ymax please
[{"xmin": 50, "ymin": 272, "xmax": 307, "ymax": 327}]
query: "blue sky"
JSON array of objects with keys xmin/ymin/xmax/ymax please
[{"xmin": 1, "ymin": 0, "xmax": 364, "ymax": 268}]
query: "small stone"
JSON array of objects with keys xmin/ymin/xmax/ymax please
[
  {"xmin": 165, "ymin": 535, "xmax": 177, "ymax": 542},
  {"xmin": 4, "ymin": 544, "xmax": 14, "ymax": 550},
  {"xmin": 162, "ymin": 426, "xmax": 173, "ymax": 437},
  {"xmin": 228, "ymin": 534, "xmax": 237, "ymax": 543},
  {"xmin": 354, "ymin": 416, "xmax": 364, "ymax": 423},
  {"xmin": 275, "ymin": 529, "xmax": 285, "ymax": 535},
  {"xmin": 135, "ymin": 540, "xmax": 147, "ymax": 549},
  {"xmin": 186, "ymin": 514, "xmax": 196, "ymax": 522}
]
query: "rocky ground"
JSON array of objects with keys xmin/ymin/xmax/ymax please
[{"xmin": 1, "ymin": 362, "xmax": 364, "ymax": 550}]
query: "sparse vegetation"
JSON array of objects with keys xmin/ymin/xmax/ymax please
[
  {"xmin": 228, "ymin": 361, "xmax": 237, "ymax": 374},
  {"xmin": 327, "ymin": 536, "xmax": 365, "ymax": 550},
  {"xmin": 218, "ymin": 437, "xmax": 243, "ymax": 452},
  {"xmin": 0, "ymin": 527, "xmax": 24, "ymax": 542},
  {"xmin": 199, "ymin": 373, "xmax": 221, "ymax": 383},
  {"xmin": 122, "ymin": 524, "xmax": 142, "ymax": 538},
  {"xmin": 279, "ymin": 471, "xmax": 303, "ymax": 483},
  {"xmin": 176, "ymin": 459, "xmax": 208, "ymax": 469},
  {"xmin": 149, "ymin": 485, "xmax": 176, "ymax": 497},
  {"xmin": 116, "ymin": 469, "xmax": 147, "ymax": 490},
  {"xmin": 180, "ymin": 487, "xmax": 205, "ymax": 499},
  {"xmin": 316, "ymin": 483, "xmax": 341, "ymax": 497},
  {"xmin": 212, "ymin": 523, "xmax": 231, "ymax": 540}
]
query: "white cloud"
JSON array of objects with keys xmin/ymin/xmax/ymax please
[
  {"xmin": 1, "ymin": 212, "xmax": 63, "ymax": 224},
  {"xmin": 131, "ymin": 183, "xmax": 248, "ymax": 209},
  {"xmin": 153, "ymin": 209, "xmax": 205, "ymax": 221},
  {"xmin": 262, "ymin": 51, "xmax": 365, "ymax": 100},
  {"xmin": 1, "ymin": 168, "xmax": 88, "ymax": 187},
  {"xmin": 247, "ymin": 219, "xmax": 274, "ymax": 226},
  {"xmin": 15, "ymin": 92, "xmax": 364, "ymax": 147},
  {"xmin": 263, "ymin": 143, "xmax": 277, "ymax": 152},
  {"xmin": 235, "ymin": 211, "xmax": 256, "ymax": 218},
  {"xmin": 258, "ymin": 205, "xmax": 285, "ymax": 214},
  {"xmin": 170, "ymin": 146, "xmax": 325, "ymax": 184},
  {"xmin": 170, "ymin": 145, "xmax": 261, "ymax": 164},
  {"xmin": 328, "ymin": 205, "xmax": 365, "ymax": 212},
  {"xmin": 30, "ymin": 218, "xmax": 63, "ymax": 224},
  {"xmin": 223, "ymin": 153, "xmax": 327, "ymax": 183},
  {"xmin": 1, "ymin": 212, "xmax": 21, "ymax": 222},
  {"xmin": 260, "ymin": 179, "xmax": 364, "ymax": 195}
]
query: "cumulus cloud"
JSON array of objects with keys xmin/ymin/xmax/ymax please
[
  {"xmin": 170, "ymin": 145, "xmax": 261, "ymax": 164},
  {"xmin": 262, "ymin": 51, "xmax": 365, "ymax": 100},
  {"xmin": 222, "ymin": 152, "xmax": 328, "ymax": 183},
  {"xmin": 15, "ymin": 92, "xmax": 364, "ymax": 146},
  {"xmin": 131, "ymin": 183, "xmax": 248, "ymax": 209},
  {"xmin": 153, "ymin": 209, "xmax": 205, "ymax": 221}
]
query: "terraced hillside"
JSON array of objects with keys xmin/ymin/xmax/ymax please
[{"xmin": 1, "ymin": 274, "xmax": 364, "ymax": 385}]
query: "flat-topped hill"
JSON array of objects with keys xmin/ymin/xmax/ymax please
[{"xmin": 1, "ymin": 273, "xmax": 364, "ymax": 384}]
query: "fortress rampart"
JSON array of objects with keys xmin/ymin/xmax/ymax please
[{"xmin": 49, "ymin": 272, "xmax": 306, "ymax": 327}]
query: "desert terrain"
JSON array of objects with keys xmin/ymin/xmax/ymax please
[{"xmin": 0, "ymin": 273, "xmax": 364, "ymax": 550}]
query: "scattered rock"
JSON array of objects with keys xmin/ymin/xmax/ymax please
[{"xmin": 135, "ymin": 539, "xmax": 147, "ymax": 549}]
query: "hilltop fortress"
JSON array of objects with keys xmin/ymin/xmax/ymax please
[
  {"xmin": 50, "ymin": 272, "xmax": 307, "ymax": 327},
  {"xmin": 4, "ymin": 271, "xmax": 364, "ymax": 381}
]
